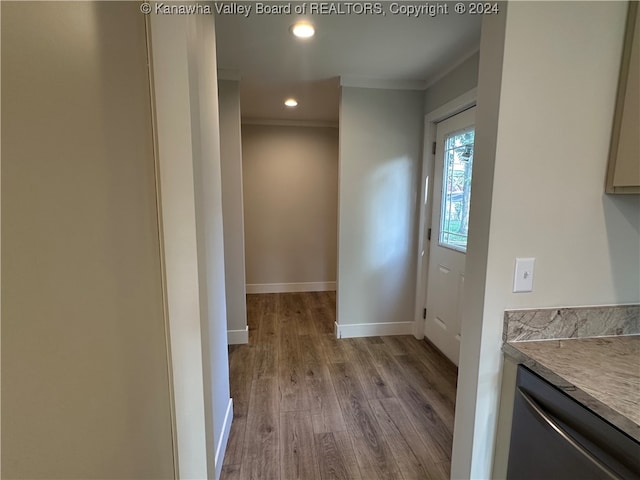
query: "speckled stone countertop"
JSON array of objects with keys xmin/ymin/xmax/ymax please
[{"xmin": 503, "ymin": 335, "xmax": 640, "ymax": 442}]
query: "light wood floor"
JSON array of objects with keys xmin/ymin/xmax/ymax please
[{"xmin": 221, "ymin": 292, "xmax": 457, "ymax": 480}]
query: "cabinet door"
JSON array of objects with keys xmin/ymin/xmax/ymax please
[{"xmin": 606, "ymin": 1, "xmax": 640, "ymax": 194}]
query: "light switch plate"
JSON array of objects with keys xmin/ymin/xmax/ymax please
[{"xmin": 513, "ymin": 257, "xmax": 535, "ymax": 293}]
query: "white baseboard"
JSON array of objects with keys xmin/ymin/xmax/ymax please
[
  {"xmin": 227, "ymin": 326, "xmax": 248, "ymax": 345},
  {"xmin": 215, "ymin": 398, "xmax": 233, "ymax": 480},
  {"xmin": 413, "ymin": 319, "xmax": 425, "ymax": 339},
  {"xmin": 334, "ymin": 321, "xmax": 414, "ymax": 339},
  {"xmin": 246, "ymin": 281, "xmax": 336, "ymax": 294}
]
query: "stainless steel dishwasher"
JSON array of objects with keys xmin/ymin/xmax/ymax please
[{"xmin": 507, "ymin": 365, "xmax": 640, "ymax": 479}]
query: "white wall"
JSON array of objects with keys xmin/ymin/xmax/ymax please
[
  {"xmin": 453, "ymin": 2, "xmax": 638, "ymax": 478},
  {"xmin": 338, "ymin": 87, "xmax": 424, "ymax": 335},
  {"xmin": 218, "ymin": 80, "xmax": 248, "ymax": 343},
  {"xmin": 242, "ymin": 124, "xmax": 339, "ymax": 292},
  {"xmin": 2, "ymin": 3, "xmax": 174, "ymax": 478},
  {"xmin": 150, "ymin": 12, "xmax": 232, "ymax": 480}
]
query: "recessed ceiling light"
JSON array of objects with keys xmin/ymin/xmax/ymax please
[
  {"xmin": 291, "ymin": 22, "xmax": 315, "ymax": 39},
  {"xmin": 284, "ymin": 98, "xmax": 298, "ymax": 107}
]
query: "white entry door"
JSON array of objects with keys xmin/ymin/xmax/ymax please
[{"xmin": 424, "ymin": 107, "xmax": 476, "ymax": 366}]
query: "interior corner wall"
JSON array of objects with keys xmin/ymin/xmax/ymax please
[
  {"xmin": 218, "ymin": 79, "xmax": 248, "ymax": 343},
  {"xmin": 454, "ymin": 3, "xmax": 637, "ymax": 479},
  {"xmin": 242, "ymin": 124, "xmax": 339, "ymax": 292},
  {"xmin": 338, "ymin": 87, "xmax": 424, "ymax": 334},
  {"xmin": 424, "ymin": 51, "xmax": 480, "ymax": 114}
]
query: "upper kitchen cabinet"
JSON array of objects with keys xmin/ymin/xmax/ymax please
[{"xmin": 607, "ymin": 1, "xmax": 640, "ymax": 194}]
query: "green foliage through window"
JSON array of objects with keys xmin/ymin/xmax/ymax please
[{"xmin": 439, "ymin": 128, "xmax": 474, "ymax": 252}]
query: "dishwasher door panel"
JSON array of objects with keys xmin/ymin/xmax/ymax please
[{"xmin": 506, "ymin": 366, "xmax": 640, "ymax": 480}]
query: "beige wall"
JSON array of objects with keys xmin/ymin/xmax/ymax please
[
  {"xmin": 242, "ymin": 124, "xmax": 338, "ymax": 290},
  {"xmin": 1, "ymin": 3, "xmax": 173, "ymax": 478},
  {"xmin": 452, "ymin": 2, "xmax": 637, "ymax": 478},
  {"xmin": 218, "ymin": 80, "xmax": 248, "ymax": 340},
  {"xmin": 338, "ymin": 87, "xmax": 424, "ymax": 331}
]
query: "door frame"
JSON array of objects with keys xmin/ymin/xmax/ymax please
[{"xmin": 413, "ymin": 88, "xmax": 477, "ymax": 338}]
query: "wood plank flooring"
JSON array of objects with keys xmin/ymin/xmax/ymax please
[{"xmin": 221, "ymin": 292, "xmax": 457, "ymax": 480}]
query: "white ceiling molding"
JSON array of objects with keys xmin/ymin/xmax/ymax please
[
  {"xmin": 339, "ymin": 76, "xmax": 426, "ymax": 91},
  {"xmin": 217, "ymin": 69, "xmax": 241, "ymax": 81},
  {"xmin": 422, "ymin": 47, "xmax": 481, "ymax": 90},
  {"xmin": 241, "ymin": 117, "xmax": 339, "ymax": 129}
]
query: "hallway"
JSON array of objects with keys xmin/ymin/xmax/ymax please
[{"xmin": 221, "ymin": 292, "xmax": 457, "ymax": 480}]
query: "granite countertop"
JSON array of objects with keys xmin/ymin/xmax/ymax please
[{"xmin": 503, "ymin": 335, "xmax": 640, "ymax": 442}]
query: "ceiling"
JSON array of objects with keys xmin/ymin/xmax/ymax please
[{"xmin": 214, "ymin": 3, "xmax": 481, "ymax": 122}]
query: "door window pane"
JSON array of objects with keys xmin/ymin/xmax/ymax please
[{"xmin": 439, "ymin": 127, "xmax": 474, "ymax": 252}]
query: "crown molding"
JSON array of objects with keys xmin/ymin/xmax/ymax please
[
  {"xmin": 422, "ymin": 47, "xmax": 481, "ymax": 90},
  {"xmin": 339, "ymin": 76, "xmax": 425, "ymax": 91},
  {"xmin": 241, "ymin": 117, "xmax": 339, "ymax": 128}
]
